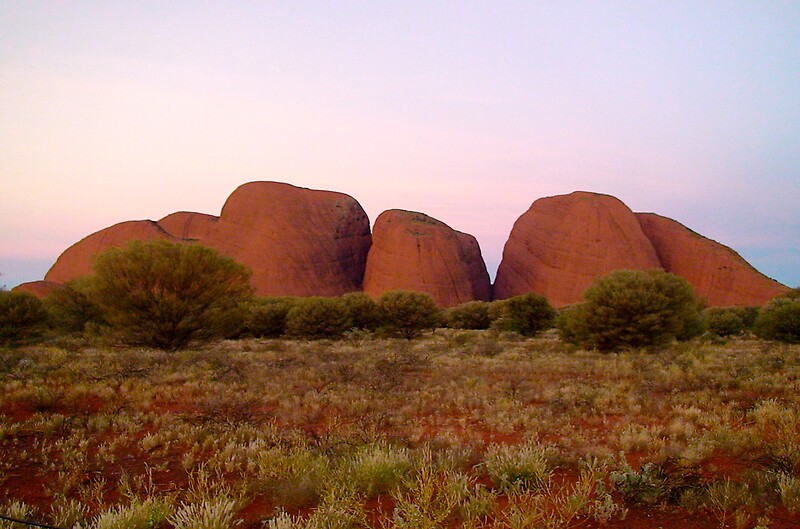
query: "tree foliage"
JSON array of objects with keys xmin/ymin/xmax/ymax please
[
  {"xmin": 445, "ymin": 301, "xmax": 492, "ymax": 330},
  {"xmin": 286, "ymin": 296, "xmax": 352, "ymax": 339},
  {"xmin": 556, "ymin": 269, "xmax": 702, "ymax": 351},
  {"xmin": 490, "ymin": 293, "xmax": 556, "ymax": 336},
  {"xmin": 340, "ymin": 291, "xmax": 380, "ymax": 331},
  {"xmin": 242, "ymin": 296, "xmax": 296, "ymax": 338},
  {"xmin": 377, "ymin": 290, "xmax": 441, "ymax": 339},
  {"xmin": 0, "ymin": 289, "xmax": 48, "ymax": 346},
  {"xmin": 754, "ymin": 297, "xmax": 800, "ymax": 344},
  {"xmin": 44, "ymin": 278, "xmax": 105, "ymax": 333},
  {"xmin": 88, "ymin": 240, "xmax": 252, "ymax": 350}
]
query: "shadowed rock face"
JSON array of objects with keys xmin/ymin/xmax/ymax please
[
  {"xmin": 44, "ymin": 220, "xmax": 177, "ymax": 284},
  {"xmin": 493, "ymin": 191, "xmax": 662, "ymax": 307},
  {"xmin": 636, "ymin": 213, "xmax": 790, "ymax": 306},
  {"xmin": 363, "ymin": 210, "xmax": 491, "ymax": 307},
  {"xmin": 199, "ymin": 181, "xmax": 372, "ymax": 296}
]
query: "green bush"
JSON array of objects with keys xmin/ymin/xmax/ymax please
[
  {"xmin": 377, "ymin": 290, "xmax": 441, "ymax": 339},
  {"xmin": 754, "ymin": 297, "xmax": 800, "ymax": 344},
  {"xmin": 243, "ymin": 297, "xmax": 296, "ymax": 338},
  {"xmin": 87, "ymin": 240, "xmax": 253, "ymax": 350},
  {"xmin": 44, "ymin": 278, "xmax": 105, "ymax": 334},
  {"xmin": 445, "ymin": 301, "xmax": 492, "ymax": 330},
  {"xmin": 285, "ymin": 296, "xmax": 352, "ymax": 339},
  {"xmin": 556, "ymin": 269, "xmax": 703, "ymax": 351},
  {"xmin": 704, "ymin": 307, "xmax": 747, "ymax": 337},
  {"xmin": 490, "ymin": 293, "xmax": 556, "ymax": 337},
  {"xmin": 0, "ymin": 290, "xmax": 48, "ymax": 346},
  {"xmin": 340, "ymin": 292, "xmax": 380, "ymax": 331}
]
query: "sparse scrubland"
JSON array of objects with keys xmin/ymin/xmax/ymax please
[
  {"xmin": 1, "ymin": 332, "xmax": 800, "ymax": 528},
  {"xmin": 2, "ymin": 243, "xmax": 800, "ymax": 528}
]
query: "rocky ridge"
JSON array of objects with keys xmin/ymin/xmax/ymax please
[{"xmin": 16, "ymin": 183, "xmax": 789, "ymax": 307}]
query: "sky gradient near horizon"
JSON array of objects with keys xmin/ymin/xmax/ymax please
[{"xmin": 2, "ymin": 1, "xmax": 799, "ymax": 290}]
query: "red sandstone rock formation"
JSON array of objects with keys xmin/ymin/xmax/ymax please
[
  {"xmin": 158, "ymin": 211, "xmax": 219, "ymax": 240},
  {"xmin": 494, "ymin": 191, "xmax": 662, "ymax": 307},
  {"xmin": 636, "ymin": 213, "xmax": 789, "ymax": 306},
  {"xmin": 199, "ymin": 181, "xmax": 372, "ymax": 297},
  {"xmin": 44, "ymin": 220, "xmax": 178, "ymax": 284},
  {"xmin": 13, "ymin": 280, "xmax": 62, "ymax": 298},
  {"xmin": 40, "ymin": 182, "xmax": 371, "ymax": 297},
  {"xmin": 363, "ymin": 210, "xmax": 491, "ymax": 307}
]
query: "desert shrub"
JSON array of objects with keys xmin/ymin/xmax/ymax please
[
  {"xmin": 44, "ymin": 278, "xmax": 105, "ymax": 334},
  {"xmin": 0, "ymin": 290, "xmax": 48, "ymax": 346},
  {"xmin": 285, "ymin": 296, "xmax": 352, "ymax": 339},
  {"xmin": 243, "ymin": 297, "xmax": 297, "ymax": 338},
  {"xmin": 87, "ymin": 239, "xmax": 253, "ymax": 350},
  {"xmin": 704, "ymin": 307, "xmax": 746, "ymax": 337},
  {"xmin": 340, "ymin": 291, "xmax": 380, "ymax": 331},
  {"xmin": 754, "ymin": 297, "xmax": 800, "ymax": 344},
  {"xmin": 556, "ymin": 269, "xmax": 702, "ymax": 351},
  {"xmin": 490, "ymin": 293, "xmax": 556, "ymax": 337},
  {"xmin": 445, "ymin": 301, "xmax": 491, "ymax": 330},
  {"xmin": 377, "ymin": 290, "xmax": 442, "ymax": 339}
]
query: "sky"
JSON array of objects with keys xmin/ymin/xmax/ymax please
[{"xmin": 2, "ymin": 1, "xmax": 799, "ymax": 290}]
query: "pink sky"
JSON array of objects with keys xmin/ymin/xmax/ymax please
[{"xmin": 2, "ymin": 2, "xmax": 798, "ymax": 289}]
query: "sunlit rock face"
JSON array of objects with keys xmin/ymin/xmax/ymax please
[
  {"xmin": 198, "ymin": 181, "xmax": 372, "ymax": 297},
  {"xmin": 44, "ymin": 220, "xmax": 177, "ymax": 284},
  {"xmin": 636, "ymin": 212, "xmax": 790, "ymax": 306},
  {"xmin": 42, "ymin": 182, "xmax": 372, "ymax": 297},
  {"xmin": 363, "ymin": 209, "xmax": 491, "ymax": 307},
  {"xmin": 12, "ymin": 280, "xmax": 63, "ymax": 298},
  {"xmin": 493, "ymin": 192, "xmax": 662, "ymax": 307},
  {"xmin": 158, "ymin": 211, "xmax": 219, "ymax": 241}
]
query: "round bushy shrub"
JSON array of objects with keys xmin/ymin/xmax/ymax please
[
  {"xmin": 556, "ymin": 269, "xmax": 702, "ymax": 351},
  {"xmin": 491, "ymin": 293, "xmax": 556, "ymax": 337},
  {"xmin": 285, "ymin": 296, "xmax": 352, "ymax": 339},
  {"xmin": 754, "ymin": 297, "xmax": 800, "ymax": 344},
  {"xmin": 445, "ymin": 301, "xmax": 492, "ymax": 330},
  {"xmin": 377, "ymin": 290, "xmax": 441, "ymax": 339},
  {"xmin": 88, "ymin": 240, "xmax": 253, "ymax": 350},
  {"xmin": 704, "ymin": 307, "xmax": 747, "ymax": 337},
  {"xmin": 243, "ymin": 296, "xmax": 296, "ymax": 338},
  {"xmin": 0, "ymin": 290, "xmax": 48, "ymax": 346},
  {"xmin": 44, "ymin": 278, "xmax": 105, "ymax": 334},
  {"xmin": 340, "ymin": 292, "xmax": 380, "ymax": 331}
]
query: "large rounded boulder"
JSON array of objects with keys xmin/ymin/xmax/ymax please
[
  {"xmin": 636, "ymin": 212, "xmax": 789, "ymax": 306},
  {"xmin": 201, "ymin": 181, "xmax": 372, "ymax": 297},
  {"xmin": 44, "ymin": 220, "xmax": 178, "ymax": 284},
  {"xmin": 494, "ymin": 191, "xmax": 661, "ymax": 307},
  {"xmin": 363, "ymin": 210, "xmax": 491, "ymax": 307}
]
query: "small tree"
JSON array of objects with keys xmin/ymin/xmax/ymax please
[
  {"xmin": 340, "ymin": 291, "xmax": 380, "ymax": 331},
  {"xmin": 44, "ymin": 278, "xmax": 105, "ymax": 334},
  {"xmin": 704, "ymin": 307, "xmax": 746, "ymax": 337},
  {"xmin": 377, "ymin": 290, "xmax": 441, "ymax": 339},
  {"xmin": 445, "ymin": 301, "xmax": 492, "ymax": 330},
  {"xmin": 286, "ymin": 296, "xmax": 352, "ymax": 339},
  {"xmin": 0, "ymin": 289, "xmax": 48, "ymax": 346},
  {"xmin": 88, "ymin": 240, "xmax": 252, "ymax": 350},
  {"xmin": 243, "ymin": 296, "xmax": 296, "ymax": 338},
  {"xmin": 491, "ymin": 293, "xmax": 555, "ymax": 336},
  {"xmin": 557, "ymin": 269, "xmax": 702, "ymax": 351},
  {"xmin": 754, "ymin": 297, "xmax": 800, "ymax": 344}
]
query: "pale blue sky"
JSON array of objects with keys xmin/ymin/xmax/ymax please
[{"xmin": 2, "ymin": 1, "xmax": 798, "ymax": 289}]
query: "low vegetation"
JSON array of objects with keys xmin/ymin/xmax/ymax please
[
  {"xmin": 3, "ymin": 246, "xmax": 800, "ymax": 527},
  {"xmin": 556, "ymin": 270, "xmax": 703, "ymax": 351},
  {"xmin": 1, "ymin": 333, "xmax": 799, "ymax": 528}
]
